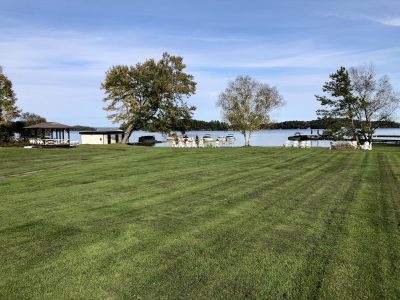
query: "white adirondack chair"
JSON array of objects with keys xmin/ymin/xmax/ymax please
[{"xmin": 198, "ymin": 139, "xmax": 204, "ymax": 148}]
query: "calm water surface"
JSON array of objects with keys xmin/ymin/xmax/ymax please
[{"xmin": 70, "ymin": 128, "xmax": 400, "ymax": 147}]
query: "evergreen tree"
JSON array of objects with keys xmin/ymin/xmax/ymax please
[{"xmin": 315, "ymin": 67, "xmax": 359, "ymax": 142}]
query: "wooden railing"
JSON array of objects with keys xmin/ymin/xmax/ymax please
[{"xmin": 28, "ymin": 138, "xmax": 70, "ymax": 145}]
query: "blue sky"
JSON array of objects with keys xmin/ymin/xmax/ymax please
[{"xmin": 1, "ymin": 0, "xmax": 399, "ymax": 126}]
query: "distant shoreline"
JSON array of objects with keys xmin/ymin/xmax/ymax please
[{"xmin": 72, "ymin": 127, "xmax": 400, "ymax": 132}]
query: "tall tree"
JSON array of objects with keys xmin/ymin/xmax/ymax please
[
  {"xmin": 350, "ymin": 64, "xmax": 399, "ymax": 142},
  {"xmin": 316, "ymin": 66, "xmax": 399, "ymax": 144},
  {"xmin": 20, "ymin": 112, "xmax": 46, "ymax": 126},
  {"xmin": 315, "ymin": 67, "xmax": 359, "ymax": 142},
  {"xmin": 217, "ymin": 75, "xmax": 284, "ymax": 146},
  {"xmin": 0, "ymin": 67, "xmax": 20, "ymax": 126},
  {"xmin": 101, "ymin": 53, "xmax": 197, "ymax": 143}
]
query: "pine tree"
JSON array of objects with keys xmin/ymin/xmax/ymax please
[{"xmin": 315, "ymin": 67, "xmax": 359, "ymax": 142}]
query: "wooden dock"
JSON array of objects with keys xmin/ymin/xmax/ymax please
[
  {"xmin": 372, "ymin": 135, "xmax": 400, "ymax": 144},
  {"xmin": 288, "ymin": 134, "xmax": 320, "ymax": 141},
  {"xmin": 287, "ymin": 134, "xmax": 400, "ymax": 144}
]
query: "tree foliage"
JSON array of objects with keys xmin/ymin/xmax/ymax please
[
  {"xmin": 217, "ymin": 75, "xmax": 284, "ymax": 146},
  {"xmin": 350, "ymin": 65, "xmax": 400, "ymax": 142},
  {"xmin": 0, "ymin": 67, "xmax": 20, "ymax": 126},
  {"xmin": 268, "ymin": 119, "xmax": 400, "ymax": 130},
  {"xmin": 20, "ymin": 112, "xmax": 46, "ymax": 126},
  {"xmin": 101, "ymin": 53, "xmax": 197, "ymax": 143},
  {"xmin": 315, "ymin": 67, "xmax": 359, "ymax": 141},
  {"xmin": 316, "ymin": 65, "xmax": 399, "ymax": 143}
]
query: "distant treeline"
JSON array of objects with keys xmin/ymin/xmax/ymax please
[
  {"xmin": 181, "ymin": 119, "xmax": 230, "ymax": 131},
  {"xmin": 269, "ymin": 119, "xmax": 400, "ymax": 130},
  {"xmin": 169, "ymin": 119, "xmax": 400, "ymax": 131},
  {"xmin": 70, "ymin": 125, "xmax": 96, "ymax": 131}
]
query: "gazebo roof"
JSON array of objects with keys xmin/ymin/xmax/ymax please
[{"xmin": 24, "ymin": 122, "xmax": 72, "ymax": 129}]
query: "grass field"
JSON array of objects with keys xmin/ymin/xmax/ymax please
[{"xmin": 0, "ymin": 145, "xmax": 399, "ymax": 299}]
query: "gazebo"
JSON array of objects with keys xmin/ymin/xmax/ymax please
[{"xmin": 24, "ymin": 122, "xmax": 72, "ymax": 146}]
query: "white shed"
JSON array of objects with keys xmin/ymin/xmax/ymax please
[{"xmin": 79, "ymin": 130, "xmax": 124, "ymax": 145}]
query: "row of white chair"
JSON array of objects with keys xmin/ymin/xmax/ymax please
[
  {"xmin": 171, "ymin": 137, "xmax": 234, "ymax": 148},
  {"xmin": 284, "ymin": 140, "xmax": 312, "ymax": 148},
  {"xmin": 172, "ymin": 137, "xmax": 203, "ymax": 148}
]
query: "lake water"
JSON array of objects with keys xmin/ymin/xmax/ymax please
[{"xmin": 70, "ymin": 128, "xmax": 400, "ymax": 147}]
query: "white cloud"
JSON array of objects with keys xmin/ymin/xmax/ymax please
[
  {"xmin": 372, "ymin": 17, "xmax": 400, "ymax": 27},
  {"xmin": 321, "ymin": 12, "xmax": 400, "ymax": 27}
]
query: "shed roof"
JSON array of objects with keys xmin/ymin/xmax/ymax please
[
  {"xmin": 79, "ymin": 130, "xmax": 123, "ymax": 135},
  {"xmin": 24, "ymin": 122, "xmax": 72, "ymax": 129}
]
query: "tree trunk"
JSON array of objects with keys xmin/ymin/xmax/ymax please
[
  {"xmin": 350, "ymin": 118, "xmax": 359, "ymax": 145},
  {"xmin": 368, "ymin": 132, "xmax": 373, "ymax": 144},
  {"xmin": 242, "ymin": 131, "xmax": 251, "ymax": 146},
  {"xmin": 121, "ymin": 123, "xmax": 134, "ymax": 144}
]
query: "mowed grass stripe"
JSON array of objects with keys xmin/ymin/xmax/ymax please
[
  {"xmin": 293, "ymin": 153, "xmax": 368, "ymax": 299},
  {"xmin": 0, "ymin": 149, "xmax": 316, "ymax": 223},
  {"xmin": 0, "ymin": 151, "xmax": 332, "ymax": 280},
  {"xmin": 0, "ymin": 149, "xmax": 322, "ymax": 258},
  {"xmin": 162, "ymin": 152, "xmax": 366, "ymax": 297},
  {"xmin": 0, "ymin": 149, "xmax": 331, "ymax": 243},
  {"xmin": 0, "ymin": 146, "xmax": 399, "ymax": 299},
  {"xmin": 124, "ymin": 150, "xmax": 366, "ymax": 297},
  {"xmin": 64, "ymin": 155, "xmax": 352, "ymax": 298},
  {"xmin": 0, "ymin": 147, "xmax": 310, "ymax": 194},
  {"xmin": 2, "ymin": 149, "xmax": 350, "ymax": 298},
  {"xmin": 303, "ymin": 150, "xmax": 400, "ymax": 299}
]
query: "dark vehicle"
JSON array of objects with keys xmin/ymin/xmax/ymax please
[
  {"xmin": 138, "ymin": 135, "xmax": 157, "ymax": 144},
  {"xmin": 127, "ymin": 135, "xmax": 161, "ymax": 146}
]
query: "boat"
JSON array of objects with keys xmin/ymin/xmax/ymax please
[
  {"xmin": 203, "ymin": 134, "xmax": 214, "ymax": 142},
  {"xmin": 226, "ymin": 134, "xmax": 236, "ymax": 142},
  {"xmin": 288, "ymin": 131, "xmax": 320, "ymax": 141},
  {"xmin": 216, "ymin": 136, "xmax": 226, "ymax": 142}
]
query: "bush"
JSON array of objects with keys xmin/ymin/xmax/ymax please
[
  {"xmin": 330, "ymin": 141, "xmax": 358, "ymax": 150},
  {"xmin": 0, "ymin": 140, "xmax": 28, "ymax": 147}
]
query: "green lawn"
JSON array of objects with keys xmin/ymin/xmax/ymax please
[{"xmin": 0, "ymin": 145, "xmax": 399, "ymax": 299}]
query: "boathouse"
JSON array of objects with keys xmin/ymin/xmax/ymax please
[{"xmin": 79, "ymin": 130, "xmax": 124, "ymax": 144}]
